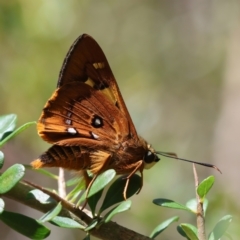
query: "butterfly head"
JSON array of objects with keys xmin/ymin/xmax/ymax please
[{"xmin": 143, "ymin": 144, "xmax": 160, "ymax": 169}]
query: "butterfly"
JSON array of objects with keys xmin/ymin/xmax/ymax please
[
  {"xmin": 31, "ymin": 33, "xmax": 161, "ymax": 199},
  {"xmin": 31, "ymin": 34, "xmax": 219, "ymax": 200}
]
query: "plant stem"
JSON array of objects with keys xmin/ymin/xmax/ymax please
[
  {"xmin": 58, "ymin": 167, "xmax": 66, "ymax": 198},
  {"xmin": 193, "ymin": 164, "xmax": 206, "ymax": 240}
]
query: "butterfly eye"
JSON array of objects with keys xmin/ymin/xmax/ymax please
[{"xmin": 144, "ymin": 150, "xmax": 159, "ymax": 163}]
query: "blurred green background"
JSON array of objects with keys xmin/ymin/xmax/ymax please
[{"xmin": 1, "ymin": 0, "xmax": 240, "ymax": 239}]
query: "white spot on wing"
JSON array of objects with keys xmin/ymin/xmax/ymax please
[
  {"xmin": 91, "ymin": 132, "xmax": 99, "ymax": 139},
  {"xmin": 68, "ymin": 127, "xmax": 77, "ymax": 135},
  {"xmin": 65, "ymin": 119, "xmax": 72, "ymax": 125},
  {"xmin": 95, "ymin": 118, "xmax": 101, "ymax": 126},
  {"xmin": 67, "ymin": 112, "xmax": 72, "ymax": 117}
]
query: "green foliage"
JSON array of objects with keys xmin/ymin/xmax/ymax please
[
  {"xmin": 208, "ymin": 215, "xmax": 233, "ymax": 240},
  {"xmin": 27, "ymin": 189, "xmax": 57, "ymax": 204},
  {"xmin": 153, "ymin": 198, "xmax": 193, "ymax": 213},
  {"xmin": 77, "ymin": 169, "xmax": 116, "ymax": 205},
  {"xmin": 32, "ymin": 168, "xmax": 141, "ymax": 231},
  {"xmin": 0, "ymin": 114, "xmax": 51, "ymax": 239},
  {"xmin": 0, "ymin": 114, "xmax": 35, "ymax": 148},
  {"xmin": 103, "ymin": 200, "xmax": 132, "ymax": 223},
  {"xmin": 0, "ymin": 114, "xmax": 232, "ymax": 239},
  {"xmin": 39, "ymin": 202, "xmax": 63, "ymax": 223},
  {"xmin": 197, "ymin": 176, "xmax": 215, "ymax": 201},
  {"xmin": 149, "ymin": 216, "xmax": 179, "ymax": 238},
  {"xmin": 0, "ymin": 211, "xmax": 50, "ymax": 239},
  {"xmin": 98, "ymin": 174, "xmax": 141, "ymax": 215},
  {"xmin": 151, "ymin": 175, "xmax": 232, "ymax": 239},
  {"xmin": 51, "ymin": 216, "xmax": 85, "ymax": 229},
  {"xmin": 0, "ymin": 114, "xmax": 17, "ymax": 141},
  {"xmin": 177, "ymin": 224, "xmax": 198, "ymax": 240},
  {"xmin": 0, "ymin": 164, "xmax": 25, "ymax": 194}
]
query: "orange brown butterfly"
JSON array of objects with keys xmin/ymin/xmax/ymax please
[{"xmin": 31, "ymin": 34, "xmax": 220, "ymax": 200}]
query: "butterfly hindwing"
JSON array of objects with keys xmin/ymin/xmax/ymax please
[{"xmin": 37, "ymin": 81, "xmax": 130, "ymax": 149}]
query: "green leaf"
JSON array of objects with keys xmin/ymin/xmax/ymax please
[
  {"xmin": 88, "ymin": 189, "xmax": 104, "ymax": 215},
  {"xmin": 85, "ymin": 218, "xmax": 99, "ymax": 231},
  {"xmin": 51, "ymin": 216, "xmax": 85, "ymax": 229},
  {"xmin": 177, "ymin": 223, "xmax": 198, "ymax": 240},
  {"xmin": 0, "ymin": 210, "xmax": 50, "ymax": 239},
  {"xmin": 0, "ymin": 198, "xmax": 5, "ymax": 213},
  {"xmin": 79, "ymin": 169, "xmax": 116, "ymax": 204},
  {"xmin": 0, "ymin": 121, "xmax": 36, "ymax": 147},
  {"xmin": 208, "ymin": 215, "xmax": 233, "ymax": 240},
  {"xmin": 0, "ymin": 151, "xmax": 4, "ymax": 169},
  {"xmin": 153, "ymin": 199, "xmax": 193, "ymax": 212},
  {"xmin": 149, "ymin": 216, "xmax": 179, "ymax": 238},
  {"xmin": 66, "ymin": 178, "xmax": 85, "ymax": 202},
  {"xmin": 66, "ymin": 176, "xmax": 83, "ymax": 187},
  {"xmin": 197, "ymin": 176, "xmax": 215, "ymax": 200},
  {"xmin": 39, "ymin": 202, "xmax": 62, "ymax": 223},
  {"xmin": 185, "ymin": 199, "xmax": 197, "ymax": 213},
  {"xmin": 186, "ymin": 198, "xmax": 209, "ymax": 215},
  {"xmin": 25, "ymin": 165, "xmax": 59, "ymax": 180},
  {"xmin": 99, "ymin": 174, "xmax": 141, "ymax": 214},
  {"xmin": 27, "ymin": 189, "xmax": 56, "ymax": 204},
  {"xmin": 0, "ymin": 164, "xmax": 25, "ymax": 194},
  {"xmin": 0, "ymin": 114, "xmax": 17, "ymax": 141},
  {"xmin": 103, "ymin": 200, "xmax": 132, "ymax": 223}
]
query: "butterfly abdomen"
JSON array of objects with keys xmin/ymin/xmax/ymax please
[{"xmin": 31, "ymin": 145, "xmax": 90, "ymax": 170}]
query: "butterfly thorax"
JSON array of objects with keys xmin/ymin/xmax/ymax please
[{"xmin": 88, "ymin": 136, "xmax": 159, "ymax": 176}]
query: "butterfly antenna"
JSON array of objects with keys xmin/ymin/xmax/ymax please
[{"xmin": 155, "ymin": 151, "xmax": 222, "ymax": 174}]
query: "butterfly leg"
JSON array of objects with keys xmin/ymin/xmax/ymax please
[
  {"xmin": 81, "ymin": 152, "xmax": 112, "ymax": 209},
  {"xmin": 81, "ymin": 173, "xmax": 98, "ymax": 210},
  {"xmin": 123, "ymin": 160, "xmax": 144, "ymax": 200}
]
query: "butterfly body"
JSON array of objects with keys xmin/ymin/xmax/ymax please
[{"xmin": 32, "ymin": 34, "xmax": 160, "ymax": 199}]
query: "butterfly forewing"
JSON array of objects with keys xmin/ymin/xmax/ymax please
[{"xmin": 57, "ymin": 34, "xmax": 138, "ymax": 138}]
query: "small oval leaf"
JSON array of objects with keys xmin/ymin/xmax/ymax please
[
  {"xmin": 88, "ymin": 189, "xmax": 104, "ymax": 215},
  {"xmin": 79, "ymin": 169, "xmax": 116, "ymax": 203},
  {"xmin": 197, "ymin": 176, "xmax": 215, "ymax": 199},
  {"xmin": 103, "ymin": 200, "xmax": 132, "ymax": 223},
  {"xmin": 208, "ymin": 215, "xmax": 233, "ymax": 240},
  {"xmin": 0, "ymin": 151, "xmax": 4, "ymax": 169},
  {"xmin": 0, "ymin": 164, "xmax": 25, "ymax": 194},
  {"xmin": 66, "ymin": 178, "xmax": 85, "ymax": 202},
  {"xmin": 0, "ymin": 198, "xmax": 5, "ymax": 213},
  {"xmin": 0, "ymin": 210, "xmax": 50, "ymax": 239},
  {"xmin": 39, "ymin": 202, "xmax": 62, "ymax": 222},
  {"xmin": 153, "ymin": 199, "xmax": 192, "ymax": 212},
  {"xmin": 51, "ymin": 216, "xmax": 85, "ymax": 229},
  {"xmin": 149, "ymin": 216, "xmax": 179, "ymax": 238},
  {"xmin": 99, "ymin": 174, "xmax": 141, "ymax": 214},
  {"xmin": 27, "ymin": 189, "xmax": 56, "ymax": 204},
  {"xmin": 0, "ymin": 121, "xmax": 36, "ymax": 147},
  {"xmin": 177, "ymin": 224, "xmax": 198, "ymax": 240},
  {"xmin": 66, "ymin": 177, "xmax": 83, "ymax": 187},
  {"xmin": 0, "ymin": 114, "xmax": 17, "ymax": 141},
  {"xmin": 85, "ymin": 218, "xmax": 99, "ymax": 231},
  {"xmin": 186, "ymin": 198, "xmax": 209, "ymax": 215}
]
